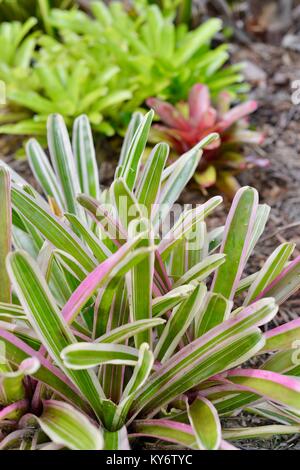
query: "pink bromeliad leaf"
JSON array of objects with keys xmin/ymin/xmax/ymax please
[
  {"xmin": 146, "ymin": 98, "xmax": 190, "ymax": 130},
  {"xmin": 188, "ymin": 84, "xmax": 211, "ymax": 127},
  {"xmin": 147, "ymin": 84, "xmax": 264, "ymax": 194},
  {"xmin": 216, "ymin": 101, "xmax": 258, "ymax": 133}
]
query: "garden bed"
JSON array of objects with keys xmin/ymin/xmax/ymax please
[
  {"xmin": 1, "ymin": 38, "xmax": 300, "ymax": 331},
  {"xmin": 1, "ymin": 2, "xmax": 300, "ymax": 452}
]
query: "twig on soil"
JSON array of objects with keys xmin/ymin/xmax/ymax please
[{"xmin": 261, "ymin": 221, "xmax": 300, "ymax": 242}]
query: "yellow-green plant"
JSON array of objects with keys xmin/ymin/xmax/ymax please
[{"xmin": 0, "ymin": 1, "xmax": 247, "ymax": 137}]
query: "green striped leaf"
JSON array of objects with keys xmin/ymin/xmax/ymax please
[
  {"xmin": 0, "ymin": 303, "xmax": 25, "ymax": 318},
  {"xmin": 120, "ymin": 110, "xmax": 154, "ymax": 191},
  {"xmin": 21, "ymin": 186, "xmax": 45, "ymax": 252},
  {"xmin": 6, "ymin": 251, "xmax": 105, "ymax": 420},
  {"xmin": 0, "ymin": 357, "xmax": 39, "ymax": 405},
  {"xmin": 36, "ymin": 400, "xmax": 103, "ymax": 450},
  {"xmin": 255, "ymin": 255, "xmax": 300, "ymax": 305},
  {"xmin": 136, "ymin": 143, "xmax": 169, "ymax": 217},
  {"xmin": 159, "ymin": 196, "xmax": 222, "ymax": 261},
  {"xmin": 127, "ymin": 221, "xmax": 155, "ymax": 348},
  {"xmin": 109, "ymin": 344, "xmax": 154, "ymax": 431},
  {"xmin": 11, "ymin": 185, "xmax": 95, "ymax": 272},
  {"xmin": 0, "ymin": 329, "xmax": 89, "ymax": 411},
  {"xmin": 223, "ymin": 425, "xmax": 300, "ymax": 441},
  {"xmin": 196, "ymin": 292, "xmax": 232, "ymax": 337},
  {"xmin": 154, "ymin": 283, "xmax": 207, "ymax": 362},
  {"xmin": 62, "ymin": 234, "xmax": 154, "ymax": 331},
  {"xmin": 118, "ymin": 112, "xmax": 143, "ymax": 167},
  {"xmin": 72, "ymin": 114, "xmax": 101, "ymax": 201},
  {"xmin": 131, "ymin": 419, "xmax": 196, "ymax": 449},
  {"xmin": 152, "ymin": 285, "xmax": 195, "ymax": 317},
  {"xmin": 96, "ymin": 318, "xmax": 165, "ymax": 344},
  {"xmin": 77, "ymin": 193, "xmax": 125, "ymax": 244},
  {"xmin": 244, "ymin": 242, "xmax": 295, "ymax": 305},
  {"xmin": 187, "ymin": 396, "xmax": 221, "ymax": 450},
  {"xmin": 64, "ymin": 212, "xmax": 110, "ymax": 263},
  {"xmin": 173, "ymin": 254, "xmax": 226, "ymax": 288},
  {"xmin": 246, "ymin": 204, "xmax": 270, "ymax": 261},
  {"xmin": 103, "ymin": 426, "xmax": 130, "ymax": 450},
  {"xmin": 226, "ymin": 369, "xmax": 300, "ymax": 412},
  {"xmin": 131, "ymin": 298, "xmax": 277, "ymax": 417},
  {"xmin": 26, "ymin": 138, "xmax": 65, "ymax": 211},
  {"xmin": 211, "ymin": 348, "xmax": 300, "ymax": 415},
  {"xmin": 0, "ymin": 168, "xmax": 11, "ymax": 303},
  {"xmin": 212, "ymin": 187, "xmax": 258, "ymax": 299},
  {"xmin": 248, "ymin": 402, "xmax": 300, "ymax": 426},
  {"xmin": 131, "ymin": 330, "xmax": 264, "ymax": 419},
  {"xmin": 153, "ymin": 143, "xmax": 204, "ymax": 229},
  {"xmin": 47, "ymin": 114, "xmax": 83, "ymax": 217},
  {"xmin": 262, "ymin": 318, "xmax": 300, "ymax": 353},
  {"xmin": 111, "ymin": 178, "xmax": 143, "ymax": 231},
  {"xmin": 161, "ymin": 133, "xmax": 218, "ymax": 182},
  {"xmin": 61, "ymin": 343, "xmax": 140, "ymax": 369}
]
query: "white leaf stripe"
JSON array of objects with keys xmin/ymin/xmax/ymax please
[
  {"xmin": 11, "ymin": 185, "xmax": 96, "ymax": 272},
  {"xmin": 47, "ymin": 114, "xmax": 83, "ymax": 217},
  {"xmin": 61, "ymin": 343, "xmax": 140, "ymax": 369},
  {"xmin": 72, "ymin": 115, "xmax": 101, "ymax": 201}
]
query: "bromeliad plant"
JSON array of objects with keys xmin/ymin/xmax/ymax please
[
  {"xmin": 0, "ymin": 0, "xmax": 74, "ymax": 24},
  {"xmin": 0, "ymin": 111, "xmax": 300, "ymax": 450},
  {"xmin": 148, "ymin": 83, "xmax": 267, "ymax": 196},
  {"xmin": 0, "ymin": 17, "xmax": 41, "ymax": 128},
  {"xmin": 0, "ymin": 1, "xmax": 246, "ymax": 137},
  {"xmin": 134, "ymin": 0, "xmax": 193, "ymax": 25}
]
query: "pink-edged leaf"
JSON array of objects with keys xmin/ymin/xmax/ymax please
[
  {"xmin": 262, "ymin": 317, "xmax": 300, "ymax": 352},
  {"xmin": 62, "ymin": 236, "xmax": 152, "ymax": 324},
  {"xmin": 0, "ymin": 429, "xmax": 28, "ymax": 450},
  {"xmin": 131, "ymin": 419, "xmax": 197, "ymax": 449},
  {"xmin": 188, "ymin": 84, "xmax": 211, "ymax": 127},
  {"xmin": 244, "ymin": 242, "xmax": 295, "ymax": 306},
  {"xmin": 131, "ymin": 331, "xmax": 264, "ymax": 419},
  {"xmin": 225, "ymin": 369, "xmax": 300, "ymax": 412},
  {"xmin": 254, "ymin": 255, "xmax": 300, "ymax": 305},
  {"xmin": 223, "ymin": 425, "xmax": 300, "ymax": 441},
  {"xmin": 187, "ymin": 395, "xmax": 221, "ymax": 450},
  {"xmin": 0, "ymin": 399, "xmax": 28, "ymax": 421},
  {"xmin": 130, "ymin": 298, "xmax": 276, "ymax": 418},
  {"xmin": 217, "ymin": 101, "xmax": 258, "ymax": 132},
  {"xmin": 212, "ymin": 187, "xmax": 258, "ymax": 300},
  {"xmin": 36, "ymin": 400, "xmax": 103, "ymax": 450},
  {"xmin": 7, "ymin": 250, "xmax": 105, "ymax": 419},
  {"xmin": 0, "ymin": 329, "xmax": 88, "ymax": 411}
]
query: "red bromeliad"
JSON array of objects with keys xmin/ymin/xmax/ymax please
[{"xmin": 147, "ymin": 84, "xmax": 267, "ymax": 196}]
